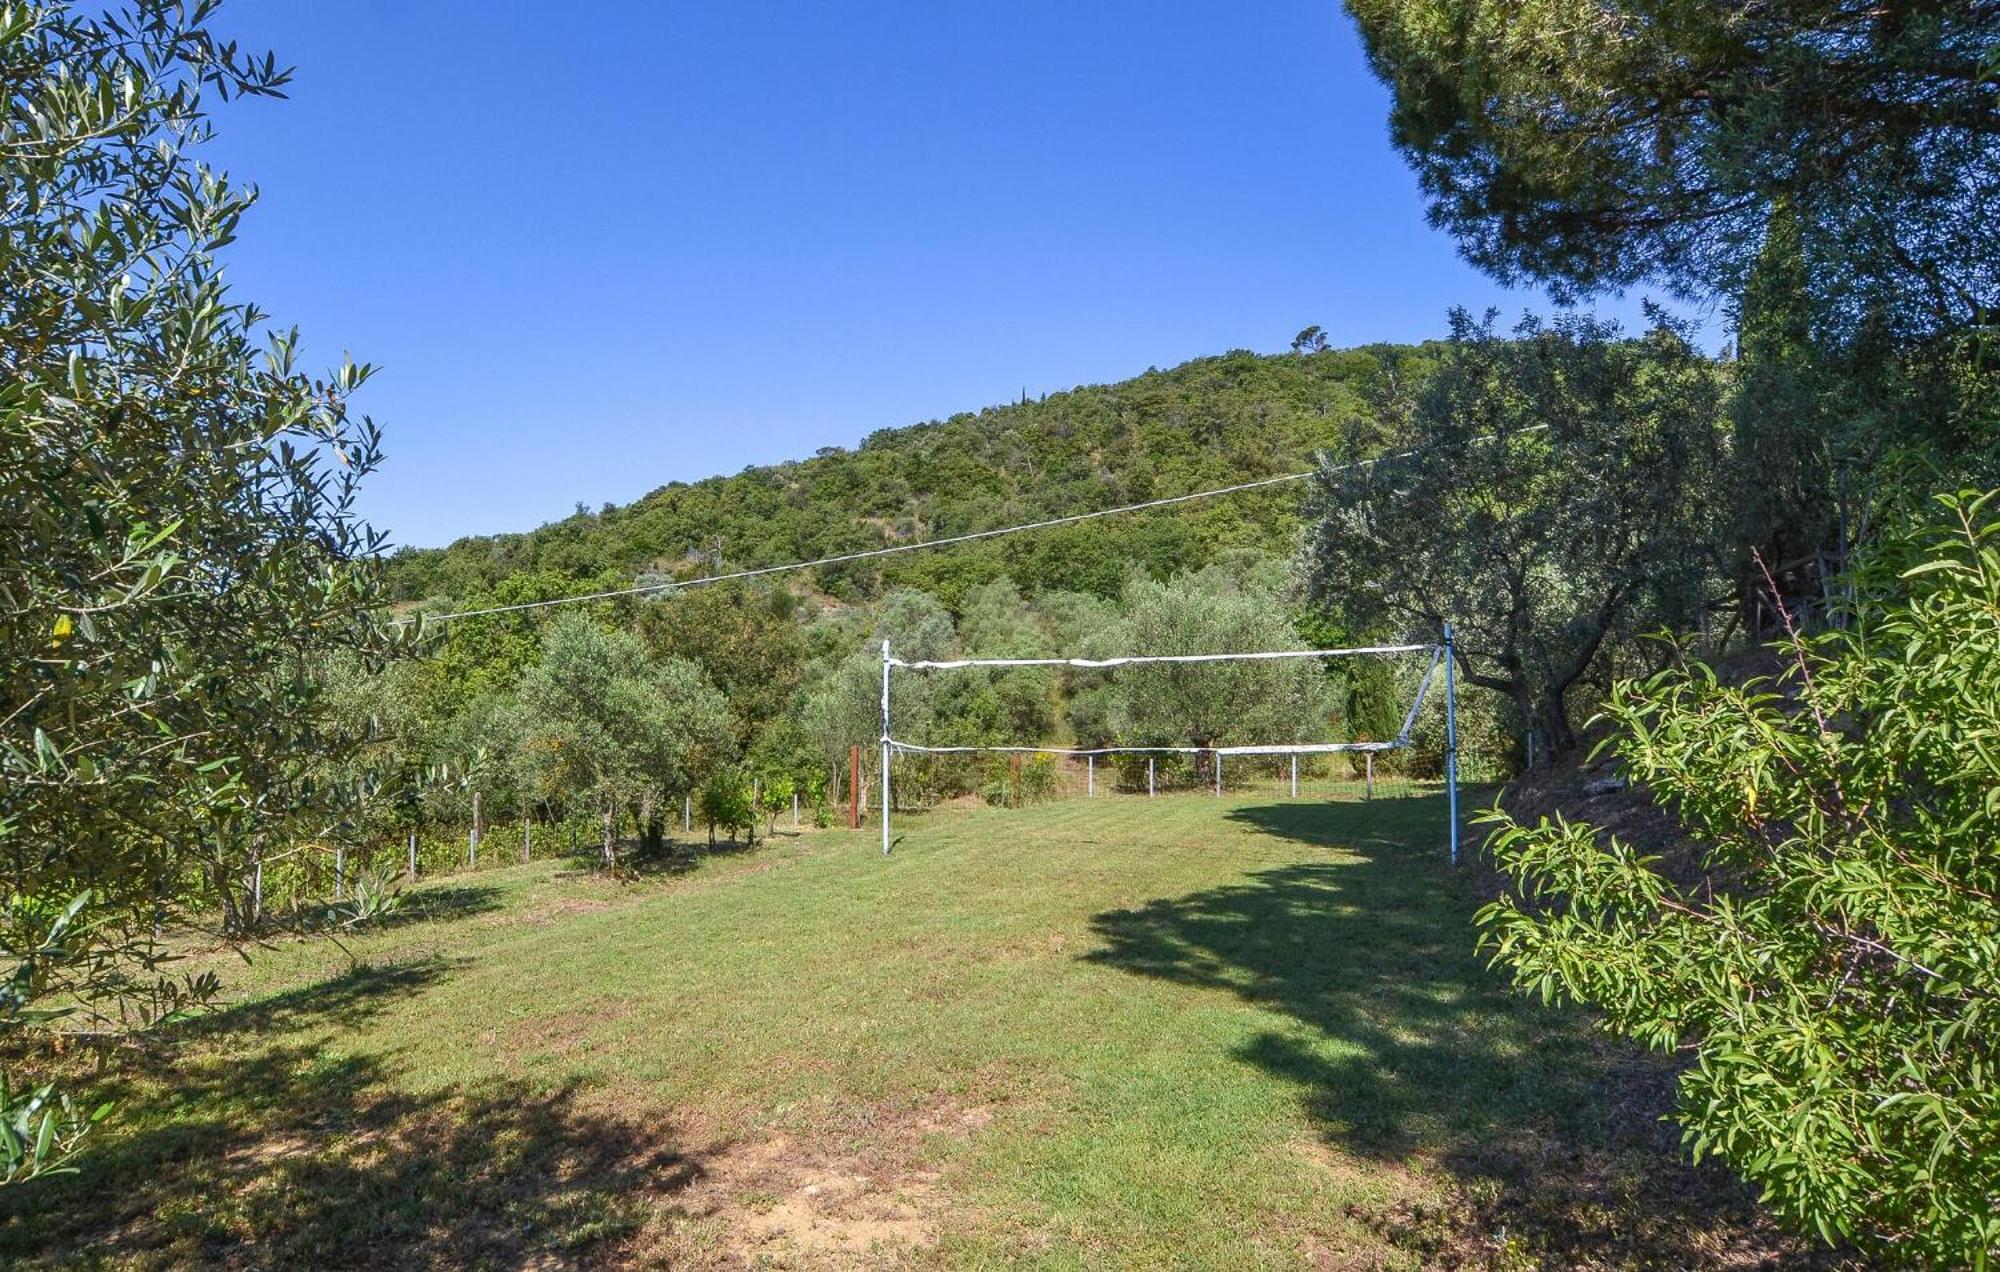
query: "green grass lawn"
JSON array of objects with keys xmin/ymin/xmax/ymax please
[{"xmin": 0, "ymin": 793, "xmax": 1819, "ymax": 1269}]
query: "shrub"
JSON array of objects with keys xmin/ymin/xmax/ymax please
[
  {"xmin": 1477, "ymin": 490, "xmax": 2000, "ymax": 1262},
  {"xmin": 697, "ymin": 775, "xmax": 755, "ymax": 845}
]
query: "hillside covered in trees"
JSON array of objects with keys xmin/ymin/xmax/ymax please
[{"xmin": 384, "ymin": 340, "xmax": 1436, "ymax": 611}]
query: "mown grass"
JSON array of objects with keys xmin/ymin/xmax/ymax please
[{"xmin": 0, "ymin": 793, "xmax": 1823, "ymax": 1269}]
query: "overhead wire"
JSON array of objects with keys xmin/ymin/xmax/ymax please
[{"xmin": 393, "ymin": 423, "xmax": 1550, "ymax": 626}]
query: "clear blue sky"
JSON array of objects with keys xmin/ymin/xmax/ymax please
[{"xmin": 207, "ymin": 1, "xmax": 1695, "ymax": 549}]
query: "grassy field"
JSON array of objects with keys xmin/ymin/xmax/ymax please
[{"xmin": 0, "ymin": 793, "xmax": 1818, "ymax": 1269}]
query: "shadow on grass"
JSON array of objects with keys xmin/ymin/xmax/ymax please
[
  {"xmin": 555, "ymin": 831, "xmax": 800, "ymax": 880},
  {"xmin": 391, "ymin": 882, "xmax": 506, "ymax": 927},
  {"xmin": 0, "ymin": 1040, "xmax": 704, "ymax": 1269},
  {"xmin": 1084, "ymin": 797, "xmax": 1838, "ymax": 1269},
  {"xmin": 179, "ymin": 958, "xmax": 463, "ymax": 1040}
]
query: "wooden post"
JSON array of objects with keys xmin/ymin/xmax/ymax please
[{"xmin": 849, "ymin": 745, "xmax": 862, "ymax": 829}]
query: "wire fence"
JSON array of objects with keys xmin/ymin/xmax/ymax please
[
  {"xmin": 884, "ymin": 748, "xmax": 1440, "ymax": 811},
  {"xmin": 241, "ymin": 794, "xmax": 825, "ymax": 924}
]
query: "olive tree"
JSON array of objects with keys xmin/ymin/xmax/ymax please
[
  {"xmin": 510, "ymin": 615, "xmax": 731, "ymax": 864},
  {"xmin": 1478, "ymin": 490, "xmax": 2000, "ymax": 1262},
  {"xmin": 1302, "ymin": 310, "xmax": 1730, "ymax": 759},
  {"xmin": 1106, "ymin": 556, "xmax": 1331, "ymax": 781},
  {"xmin": 2, "ymin": 0, "xmax": 400, "ymax": 1070}
]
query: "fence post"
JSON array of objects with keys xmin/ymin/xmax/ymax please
[
  {"xmin": 1087, "ymin": 754, "xmax": 1094, "ymax": 797},
  {"xmin": 1010, "ymin": 752, "xmax": 1023, "ymax": 809},
  {"xmin": 792, "ymin": 791, "xmax": 800, "ymax": 829},
  {"xmin": 1148, "ymin": 756, "xmax": 1156, "ymax": 798},
  {"xmin": 408, "ymin": 829, "xmax": 418, "ymax": 879},
  {"xmin": 1290, "ymin": 754, "xmax": 1298, "ymax": 798},
  {"xmin": 602, "ymin": 805, "xmax": 614, "ymax": 868},
  {"xmin": 684, "ymin": 793, "xmax": 692, "ymax": 833},
  {"xmin": 1214, "ymin": 751, "xmax": 1223, "ymax": 797},
  {"xmin": 523, "ymin": 819, "xmax": 532, "ymax": 863},
  {"xmin": 334, "ymin": 845, "xmax": 345, "ymax": 902},
  {"xmin": 470, "ymin": 790, "xmax": 482, "ymax": 866},
  {"xmin": 849, "ymin": 745, "xmax": 862, "ymax": 829},
  {"xmin": 1365, "ymin": 752, "xmax": 1375, "ymax": 800}
]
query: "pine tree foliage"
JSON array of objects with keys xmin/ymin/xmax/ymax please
[{"xmin": 1345, "ymin": 0, "xmax": 2000, "ymax": 341}]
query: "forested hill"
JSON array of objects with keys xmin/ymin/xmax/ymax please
[{"xmin": 384, "ymin": 342, "xmax": 1437, "ymax": 610}]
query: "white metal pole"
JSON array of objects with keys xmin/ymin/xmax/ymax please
[
  {"xmin": 793, "ymin": 791, "xmax": 800, "ymax": 828},
  {"xmin": 1148, "ymin": 756, "xmax": 1156, "ymax": 798},
  {"xmin": 1087, "ymin": 754, "xmax": 1094, "ymax": 797},
  {"xmin": 334, "ymin": 845, "xmax": 345, "ymax": 902},
  {"xmin": 1444, "ymin": 622, "xmax": 1461, "ymax": 866},
  {"xmin": 1214, "ymin": 751, "xmax": 1222, "ymax": 796},
  {"xmin": 684, "ymin": 794, "xmax": 692, "ymax": 832},
  {"xmin": 880, "ymin": 640, "xmax": 893, "ymax": 855},
  {"xmin": 408, "ymin": 829, "xmax": 417, "ymax": 878},
  {"xmin": 1290, "ymin": 754, "xmax": 1298, "ymax": 798}
]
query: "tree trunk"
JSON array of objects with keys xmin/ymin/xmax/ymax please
[{"xmin": 636, "ymin": 793, "xmax": 664, "ymax": 854}]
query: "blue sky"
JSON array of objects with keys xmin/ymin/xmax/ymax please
[{"xmin": 207, "ymin": 2, "xmax": 1697, "ymax": 549}]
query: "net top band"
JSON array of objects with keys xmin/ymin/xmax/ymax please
[
  {"xmin": 887, "ymin": 740, "xmax": 1405, "ymax": 756},
  {"xmin": 886, "ymin": 643, "xmax": 1434, "ymax": 672}
]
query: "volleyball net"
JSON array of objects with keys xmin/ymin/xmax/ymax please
[{"xmin": 874, "ymin": 630, "xmax": 1462, "ymax": 862}]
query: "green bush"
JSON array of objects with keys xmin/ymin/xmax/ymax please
[
  {"xmin": 697, "ymin": 775, "xmax": 755, "ymax": 845},
  {"xmin": 1478, "ymin": 490, "xmax": 2000, "ymax": 1263},
  {"xmin": 981, "ymin": 755, "xmax": 1058, "ymax": 807}
]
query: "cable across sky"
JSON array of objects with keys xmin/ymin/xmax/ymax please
[{"xmin": 397, "ymin": 424, "xmax": 1549, "ymax": 626}]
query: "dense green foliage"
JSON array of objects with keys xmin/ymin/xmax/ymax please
[
  {"xmin": 369, "ymin": 345, "xmax": 1492, "ymax": 826},
  {"xmin": 1098, "ymin": 555, "xmax": 1332, "ymax": 783},
  {"xmin": 1346, "ymin": 0, "xmax": 1999, "ymax": 609},
  {"xmin": 1478, "ymin": 492, "xmax": 2000, "ymax": 1261},
  {"xmin": 1338, "ymin": 8, "xmax": 1999, "ymax": 1255},
  {"xmin": 1303, "ymin": 309, "xmax": 1730, "ymax": 757},
  {"xmin": 1344, "ymin": 0, "xmax": 1998, "ymax": 340},
  {"xmin": 0, "ymin": 0, "xmax": 395, "ymax": 1165},
  {"xmin": 510, "ymin": 616, "xmax": 733, "ymax": 863},
  {"xmin": 383, "ymin": 343, "xmax": 1437, "ymax": 607}
]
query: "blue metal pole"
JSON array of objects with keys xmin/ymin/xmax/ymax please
[{"xmin": 1443, "ymin": 622, "xmax": 1460, "ymax": 866}]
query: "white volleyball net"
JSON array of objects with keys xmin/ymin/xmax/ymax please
[{"xmin": 874, "ymin": 637, "xmax": 1463, "ymax": 859}]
